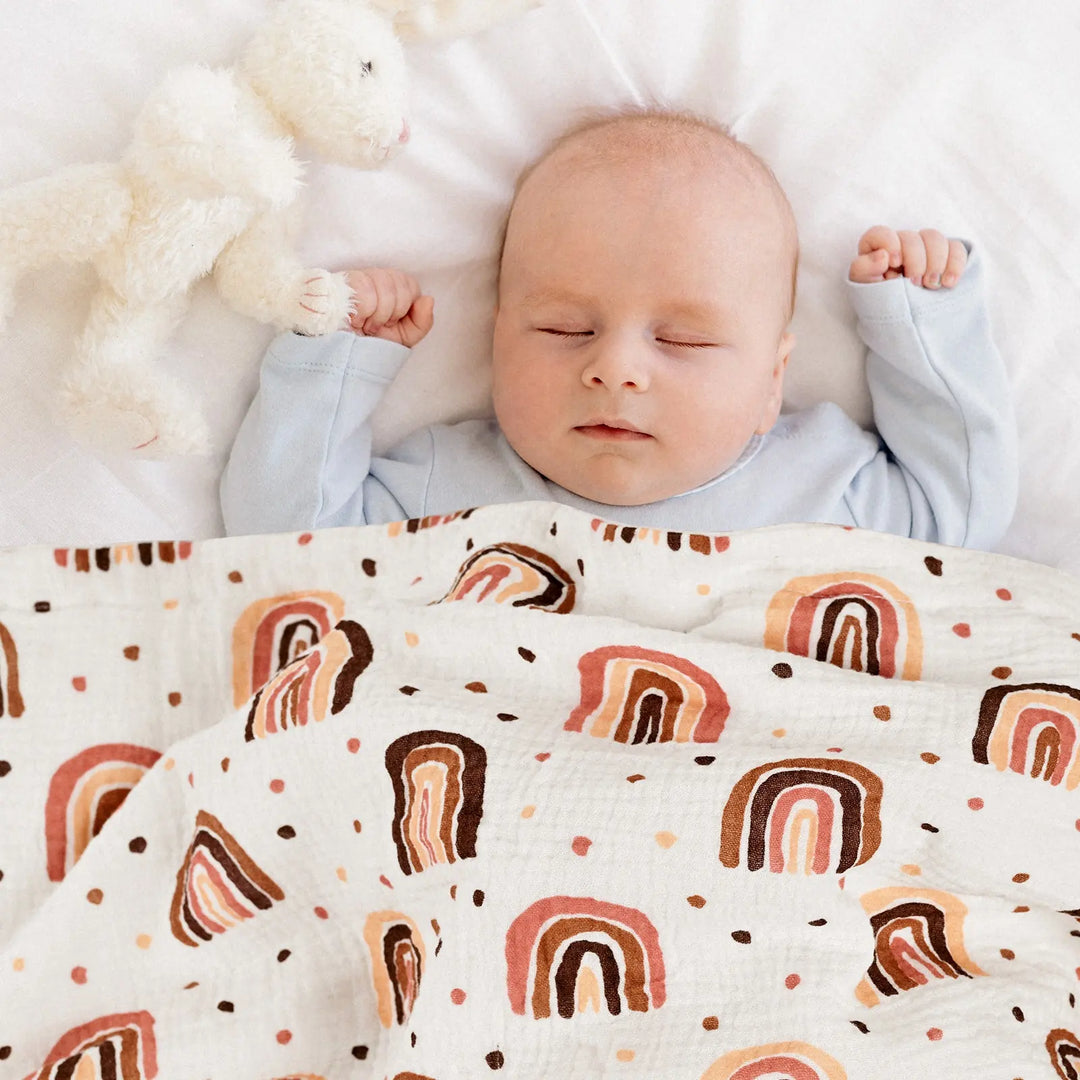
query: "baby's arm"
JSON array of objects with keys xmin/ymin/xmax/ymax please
[
  {"xmin": 843, "ymin": 227, "xmax": 1018, "ymax": 548},
  {"xmin": 220, "ymin": 269, "xmax": 434, "ymax": 536}
]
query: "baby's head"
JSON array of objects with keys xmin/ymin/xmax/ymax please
[{"xmin": 492, "ymin": 106, "xmax": 799, "ymax": 506}]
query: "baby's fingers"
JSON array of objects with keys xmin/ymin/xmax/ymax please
[
  {"xmin": 858, "ymin": 225, "xmax": 902, "ymax": 266},
  {"xmin": 848, "ymin": 248, "xmax": 891, "ymax": 283},
  {"xmin": 397, "ymin": 294, "xmax": 435, "ymax": 348},
  {"xmin": 345, "ymin": 270, "xmax": 380, "ymax": 324},
  {"xmin": 942, "ymin": 239, "xmax": 967, "ymax": 287},
  {"xmin": 918, "ymin": 229, "xmax": 949, "ymax": 288}
]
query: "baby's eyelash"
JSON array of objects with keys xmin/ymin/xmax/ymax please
[
  {"xmin": 660, "ymin": 339, "xmax": 715, "ymax": 349},
  {"xmin": 539, "ymin": 329, "xmax": 591, "ymax": 338},
  {"xmin": 539, "ymin": 329, "xmax": 714, "ymax": 349}
]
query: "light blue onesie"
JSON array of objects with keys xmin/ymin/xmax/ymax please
[{"xmin": 220, "ymin": 242, "xmax": 1017, "ymax": 549}]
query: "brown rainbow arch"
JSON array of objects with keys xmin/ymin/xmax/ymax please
[
  {"xmin": 436, "ymin": 543, "xmax": 575, "ymax": 613},
  {"xmin": 764, "ymin": 572, "xmax": 922, "ymax": 680},
  {"xmin": 244, "ymin": 619, "xmax": 373, "ymax": 740},
  {"xmin": 28, "ymin": 1011, "xmax": 158, "ymax": 1080},
  {"xmin": 170, "ymin": 810, "xmax": 284, "ymax": 947},
  {"xmin": 505, "ymin": 895, "xmax": 666, "ymax": 1020},
  {"xmin": 385, "ymin": 729, "xmax": 487, "ymax": 876},
  {"xmin": 1048, "ymin": 1028, "xmax": 1080, "ymax": 1080},
  {"xmin": 565, "ymin": 645, "xmax": 729, "ymax": 744},
  {"xmin": 854, "ymin": 886, "xmax": 986, "ymax": 1007},
  {"xmin": 698, "ymin": 1041, "xmax": 846, "ymax": 1080},
  {"xmin": 45, "ymin": 743, "xmax": 162, "ymax": 881},
  {"xmin": 973, "ymin": 683, "xmax": 1080, "ymax": 789},
  {"xmin": 232, "ymin": 591, "xmax": 346, "ymax": 706},
  {"xmin": 719, "ymin": 758, "xmax": 883, "ymax": 874},
  {"xmin": 0, "ymin": 619, "xmax": 24, "ymax": 717},
  {"xmin": 363, "ymin": 911, "xmax": 426, "ymax": 1028}
]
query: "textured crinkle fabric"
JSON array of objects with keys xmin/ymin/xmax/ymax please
[{"xmin": 0, "ymin": 501, "xmax": 1079, "ymax": 1079}]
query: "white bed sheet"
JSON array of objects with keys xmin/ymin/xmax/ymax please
[{"xmin": 1, "ymin": 0, "xmax": 1077, "ymax": 571}]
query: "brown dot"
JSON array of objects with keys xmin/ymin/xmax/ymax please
[
  {"xmin": 517, "ymin": 647, "xmax": 535, "ymax": 662},
  {"xmin": 353, "ymin": 819, "xmax": 362, "ymax": 833},
  {"xmin": 217, "ymin": 1000, "xmax": 234, "ymax": 1013},
  {"xmin": 1013, "ymin": 905, "xmax": 1030, "ymax": 913},
  {"xmin": 227, "ymin": 570, "xmax": 243, "ymax": 583},
  {"xmin": 183, "ymin": 981, "xmax": 199, "ymax": 990},
  {"xmin": 1012, "ymin": 1006, "xmax": 1025, "ymax": 1022},
  {"xmin": 399, "ymin": 686, "xmax": 419, "ymax": 695},
  {"xmin": 731, "ymin": 930, "xmax": 751, "ymax": 944},
  {"xmin": 497, "ymin": 713, "xmax": 518, "ymax": 722},
  {"xmin": 277, "ymin": 949, "xmax": 291, "ymax": 962},
  {"xmin": 465, "ymin": 681, "xmax": 487, "ymax": 693},
  {"xmin": 122, "ymin": 645, "xmax": 140, "ymax": 661},
  {"xmin": 128, "ymin": 837, "xmax": 147, "ymax": 853},
  {"xmin": 0, "ymin": 1046, "xmax": 10, "ymax": 1060},
  {"xmin": 687, "ymin": 895, "xmax": 706, "ymax": 908},
  {"xmin": 86, "ymin": 888, "xmax": 104, "ymax": 905},
  {"xmin": 626, "ymin": 774, "xmax": 645, "ymax": 783},
  {"xmin": 473, "ymin": 889, "xmax": 485, "ymax": 907},
  {"xmin": 431, "ymin": 918, "xmax": 441, "ymax": 935},
  {"xmin": 361, "ymin": 558, "xmax": 376, "ymax": 577},
  {"xmin": 873, "ymin": 705, "xmax": 891, "ymax": 721},
  {"xmin": 221, "ymin": 758, "xmax": 230, "ymax": 772},
  {"xmin": 34, "ymin": 601, "xmax": 51, "ymax": 613},
  {"xmin": 694, "ymin": 755, "xmax": 715, "ymax": 765},
  {"xmin": 808, "ymin": 918, "xmax": 827, "ymax": 926},
  {"xmin": 277, "ymin": 825, "xmax": 296, "ymax": 839},
  {"xmin": 486, "ymin": 1050, "xmax": 505, "ymax": 1070},
  {"xmin": 1012, "ymin": 873, "xmax": 1029, "ymax": 883},
  {"xmin": 0, "ymin": 761, "xmax": 10, "ymax": 778},
  {"xmin": 920, "ymin": 752, "xmax": 940, "ymax": 764},
  {"xmin": 702, "ymin": 1016, "xmax": 719, "ymax": 1031},
  {"xmin": 851, "ymin": 1020, "xmax": 870, "ymax": 1034},
  {"xmin": 921, "ymin": 822, "xmax": 939, "ymax": 833},
  {"xmin": 772, "ymin": 663, "xmax": 793, "ymax": 678},
  {"xmin": 924, "ymin": 556, "xmax": 943, "ymax": 576},
  {"xmin": 992, "ymin": 666, "xmax": 1013, "ymax": 679},
  {"xmin": 410, "ymin": 1032, "xmax": 417, "ymax": 1048},
  {"xmin": 450, "ymin": 885, "xmax": 457, "ymax": 900},
  {"xmin": 351, "ymin": 1046, "xmax": 369, "ymax": 1060},
  {"xmin": 168, "ymin": 692, "xmax": 182, "ymax": 707}
]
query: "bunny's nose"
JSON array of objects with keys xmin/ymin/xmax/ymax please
[{"xmin": 399, "ymin": 120, "xmax": 411, "ymax": 144}]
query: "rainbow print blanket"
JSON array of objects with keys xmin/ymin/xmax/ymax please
[{"xmin": 1, "ymin": 501, "xmax": 1079, "ymax": 1080}]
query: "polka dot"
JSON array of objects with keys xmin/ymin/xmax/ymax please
[
  {"xmin": 465, "ymin": 681, "xmax": 487, "ymax": 693},
  {"xmin": 702, "ymin": 1016, "xmax": 719, "ymax": 1031},
  {"xmin": 851, "ymin": 1020, "xmax": 870, "ymax": 1034},
  {"xmin": 277, "ymin": 825, "xmax": 295, "ymax": 839},
  {"xmin": 12, "ymin": 958, "xmax": 24, "ymax": 972},
  {"xmin": 346, "ymin": 737, "xmax": 361, "ymax": 753},
  {"xmin": 731, "ymin": 930, "xmax": 751, "ymax": 944},
  {"xmin": 0, "ymin": 1046, "xmax": 10, "ymax": 1060},
  {"xmin": 921, "ymin": 823, "xmax": 939, "ymax": 833},
  {"xmin": 687, "ymin": 895, "xmax": 706, "ymax": 909},
  {"xmin": 122, "ymin": 645, "xmax": 140, "ymax": 660},
  {"xmin": 535, "ymin": 752, "xmax": 550, "ymax": 762},
  {"xmin": 901, "ymin": 864, "xmax": 922, "ymax": 876},
  {"xmin": 314, "ymin": 906, "xmax": 329, "ymax": 919},
  {"xmin": 772, "ymin": 663, "xmax": 793, "ymax": 678},
  {"xmin": 336, "ymin": 867, "xmax": 347, "ymax": 882},
  {"xmin": 163, "ymin": 599, "xmax": 179, "ymax": 610},
  {"xmin": 72, "ymin": 676, "xmax": 86, "ymax": 692},
  {"xmin": 497, "ymin": 713, "xmax": 518, "ymax": 722},
  {"xmin": 772, "ymin": 728, "xmax": 786, "ymax": 737},
  {"xmin": 379, "ymin": 874, "xmax": 393, "ymax": 889},
  {"xmin": 784, "ymin": 974, "xmax": 801, "ymax": 989},
  {"xmin": 1014, "ymin": 905, "xmax": 1030, "ymax": 913},
  {"xmin": 472, "ymin": 890, "xmax": 485, "ymax": 907},
  {"xmin": 655, "ymin": 831, "xmax": 677, "ymax": 849},
  {"xmin": 927, "ymin": 1028, "xmax": 943, "ymax": 1041},
  {"xmin": 361, "ymin": 558, "xmax": 376, "ymax": 577},
  {"xmin": 952, "ymin": 623, "xmax": 971, "ymax": 638},
  {"xmin": 220, "ymin": 758, "xmax": 230, "ymax": 772},
  {"xmin": 128, "ymin": 837, "xmax": 147, "ymax": 854},
  {"xmin": 353, "ymin": 819, "xmax": 362, "ymax": 833},
  {"xmin": 1012, "ymin": 873, "xmax": 1029, "ymax": 883},
  {"xmin": 450, "ymin": 885, "xmax": 457, "ymax": 900},
  {"xmin": 1000, "ymin": 949, "xmax": 1015, "ymax": 960},
  {"xmin": 0, "ymin": 761, "xmax": 9, "ymax": 778},
  {"xmin": 87, "ymin": 888, "xmax": 103, "ymax": 904},
  {"xmin": 924, "ymin": 556, "xmax": 943, "ymax": 576},
  {"xmin": 808, "ymin": 918, "xmax": 827, "ymax": 927},
  {"xmin": 297, "ymin": 533, "xmax": 312, "ymax": 545},
  {"xmin": 450, "ymin": 988, "xmax": 467, "ymax": 1004},
  {"xmin": 626, "ymin": 774, "xmax": 645, "ymax": 783},
  {"xmin": 269, "ymin": 779, "xmax": 285, "ymax": 793},
  {"xmin": 71, "ymin": 966, "xmax": 87, "ymax": 984},
  {"xmin": 616, "ymin": 1049, "xmax": 635, "ymax": 1062},
  {"xmin": 351, "ymin": 1046, "xmax": 369, "ymax": 1060},
  {"xmin": 227, "ymin": 570, "xmax": 243, "ymax": 583},
  {"xmin": 921, "ymin": 752, "xmax": 940, "ymax": 764},
  {"xmin": 485, "ymin": 1050, "xmax": 505, "ymax": 1070},
  {"xmin": 967, "ymin": 797, "xmax": 984, "ymax": 810},
  {"xmin": 697, "ymin": 584, "xmax": 711, "ymax": 595},
  {"xmin": 276, "ymin": 1030, "xmax": 292, "ymax": 1045},
  {"xmin": 826, "ymin": 746, "xmax": 843, "ymax": 753},
  {"xmin": 135, "ymin": 934, "xmax": 152, "ymax": 949},
  {"xmin": 571, "ymin": 836, "xmax": 592, "ymax": 856},
  {"xmin": 167, "ymin": 692, "xmax": 181, "ymax": 707},
  {"xmin": 992, "ymin": 666, "xmax": 1013, "ymax": 679},
  {"xmin": 217, "ymin": 1000, "xmax": 234, "ymax": 1013},
  {"xmin": 399, "ymin": 685, "xmax": 419, "ymax": 696},
  {"xmin": 277, "ymin": 949, "xmax": 291, "ymax": 962},
  {"xmin": 517, "ymin": 647, "xmax": 536, "ymax": 662},
  {"xmin": 521, "ymin": 805, "xmax": 535, "ymax": 819},
  {"xmin": 405, "ymin": 632, "xmax": 419, "ymax": 647},
  {"xmin": 1012, "ymin": 1006, "xmax": 1024, "ymax": 1022},
  {"xmin": 694, "ymin": 755, "xmax": 716, "ymax": 765},
  {"xmin": 873, "ymin": 706, "xmax": 891, "ymax": 721},
  {"xmin": 997, "ymin": 588, "xmax": 1012, "ymax": 601},
  {"xmin": 34, "ymin": 601, "xmax": 51, "ymax": 613}
]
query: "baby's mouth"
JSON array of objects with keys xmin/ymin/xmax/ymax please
[{"xmin": 574, "ymin": 421, "xmax": 652, "ymax": 442}]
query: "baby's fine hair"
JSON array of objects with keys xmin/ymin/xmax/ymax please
[{"xmin": 498, "ymin": 103, "xmax": 800, "ymax": 325}]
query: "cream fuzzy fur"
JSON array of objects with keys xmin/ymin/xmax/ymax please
[{"xmin": 0, "ymin": 0, "xmax": 534, "ymax": 458}]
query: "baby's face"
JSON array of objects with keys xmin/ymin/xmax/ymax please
[{"xmin": 492, "ymin": 137, "xmax": 795, "ymax": 506}]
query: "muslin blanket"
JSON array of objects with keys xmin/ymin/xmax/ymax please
[{"xmin": 0, "ymin": 501, "xmax": 1078, "ymax": 1079}]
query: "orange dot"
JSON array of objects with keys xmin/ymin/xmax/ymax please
[
  {"xmin": 873, "ymin": 706, "xmax": 891, "ymax": 721},
  {"xmin": 992, "ymin": 666, "xmax": 1013, "ymax": 679},
  {"xmin": 336, "ymin": 867, "xmax": 348, "ymax": 882},
  {"xmin": 346, "ymin": 738, "xmax": 361, "ymax": 753},
  {"xmin": 571, "ymin": 836, "xmax": 592, "ymax": 856},
  {"xmin": 696, "ymin": 584, "xmax": 711, "ymax": 596},
  {"xmin": 450, "ymin": 988, "xmax": 467, "ymax": 1005},
  {"xmin": 1000, "ymin": 949, "xmax": 1015, "ymax": 960},
  {"xmin": 784, "ymin": 973, "xmax": 801, "ymax": 989},
  {"xmin": 686, "ymin": 895, "xmax": 706, "ymax": 909},
  {"xmin": 901, "ymin": 864, "xmax": 922, "ymax": 876},
  {"xmin": 1012, "ymin": 873, "xmax": 1029, "ymax": 883},
  {"xmin": 163, "ymin": 758, "xmax": 175, "ymax": 771},
  {"xmin": 135, "ymin": 934, "xmax": 152, "ymax": 949},
  {"xmin": 772, "ymin": 728, "xmax": 786, "ymax": 737},
  {"xmin": 921, "ymin": 752, "xmax": 940, "ymax": 764},
  {"xmin": 521, "ymin": 805, "xmax": 535, "ymax": 819},
  {"xmin": 297, "ymin": 533, "xmax": 313, "ymax": 545},
  {"xmin": 314, "ymin": 906, "xmax": 328, "ymax": 919},
  {"xmin": 270, "ymin": 779, "xmax": 285, "ymax": 793},
  {"xmin": 163, "ymin": 599, "xmax": 179, "ymax": 610},
  {"xmin": 405, "ymin": 632, "xmax": 419, "ymax": 647},
  {"xmin": 71, "ymin": 966, "xmax": 87, "ymax": 984},
  {"xmin": 967, "ymin": 797, "xmax": 984, "ymax": 810},
  {"xmin": 86, "ymin": 888, "xmax": 103, "ymax": 905},
  {"xmin": 72, "ymin": 676, "xmax": 86, "ymax": 692},
  {"xmin": 655, "ymin": 831, "xmax": 677, "ymax": 849},
  {"xmin": 12, "ymin": 957, "xmax": 24, "ymax": 972},
  {"xmin": 276, "ymin": 1030, "xmax": 292, "ymax": 1045},
  {"xmin": 616, "ymin": 1049, "xmax": 635, "ymax": 1062},
  {"xmin": 927, "ymin": 1028, "xmax": 943, "ymax": 1041},
  {"xmin": 702, "ymin": 1016, "xmax": 719, "ymax": 1031},
  {"xmin": 952, "ymin": 623, "xmax": 971, "ymax": 638},
  {"xmin": 996, "ymin": 588, "xmax": 1012, "ymax": 601}
]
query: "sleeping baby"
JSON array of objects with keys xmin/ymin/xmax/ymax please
[{"xmin": 220, "ymin": 107, "xmax": 1018, "ymax": 548}]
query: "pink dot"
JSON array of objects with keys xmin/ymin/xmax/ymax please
[
  {"xmin": 784, "ymin": 973, "xmax": 801, "ymax": 989},
  {"xmin": 826, "ymin": 746, "xmax": 843, "ymax": 753},
  {"xmin": 450, "ymin": 988, "xmax": 467, "ymax": 1005},
  {"xmin": 952, "ymin": 623, "xmax": 971, "ymax": 638},
  {"xmin": 72, "ymin": 676, "xmax": 87, "ymax": 692},
  {"xmin": 535, "ymin": 752, "xmax": 551, "ymax": 762},
  {"xmin": 276, "ymin": 1030, "xmax": 292, "ymax": 1045},
  {"xmin": 269, "ymin": 779, "xmax": 285, "ymax": 793},
  {"xmin": 1075, "ymin": 820, "xmax": 1080, "ymax": 832},
  {"xmin": 571, "ymin": 836, "xmax": 592, "ymax": 857},
  {"xmin": 927, "ymin": 1028, "xmax": 943, "ymax": 1041},
  {"xmin": 346, "ymin": 738, "xmax": 360, "ymax": 753},
  {"xmin": 379, "ymin": 874, "xmax": 394, "ymax": 889},
  {"xmin": 967, "ymin": 797, "xmax": 984, "ymax": 810},
  {"xmin": 297, "ymin": 533, "xmax": 313, "ymax": 546},
  {"xmin": 314, "ymin": 906, "xmax": 329, "ymax": 920},
  {"xmin": 715, "ymin": 536, "xmax": 730, "ymax": 552},
  {"xmin": 71, "ymin": 966, "xmax": 87, "ymax": 985},
  {"xmin": 996, "ymin": 588, "xmax": 1012, "ymax": 601}
]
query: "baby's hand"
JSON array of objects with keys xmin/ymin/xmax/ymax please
[
  {"xmin": 849, "ymin": 227, "xmax": 967, "ymax": 289},
  {"xmin": 345, "ymin": 268, "xmax": 434, "ymax": 347}
]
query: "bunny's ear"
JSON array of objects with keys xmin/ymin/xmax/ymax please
[{"xmin": 382, "ymin": 0, "xmax": 540, "ymax": 42}]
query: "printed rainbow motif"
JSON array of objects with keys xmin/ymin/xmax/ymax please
[
  {"xmin": 719, "ymin": 757, "xmax": 883, "ymax": 874},
  {"xmin": 854, "ymin": 886, "xmax": 986, "ymax": 1007},
  {"xmin": 170, "ymin": 810, "xmax": 284, "ymax": 947},
  {"xmin": 386, "ymin": 508, "xmax": 475, "ymax": 536},
  {"xmin": 385, "ymin": 729, "xmax": 487, "ymax": 876},
  {"xmin": 0, "ymin": 618, "xmax": 24, "ymax": 717},
  {"xmin": 364, "ymin": 910, "xmax": 426, "ymax": 1027},
  {"xmin": 45, "ymin": 743, "xmax": 162, "ymax": 881},
  {"xmin": 591, "ymin": 517, "xmax": 729, "ymax": 555},
  {"xmin": 505, "ymin": 895, "xmax": 666, "ymax": 1019},
  {"xmin": 698, "ymin": 1041, "xmax": 846, "ymax": 1080},
  {"xmin": 564, "ymin": 645, "xmax": 729, "ymax": 744},
  {"xmin": 231, "ymin": 590, "xmax": 346, "ymax": 706},
  {"xmin": 1047, "ymin": 1028, "xmax": 1080, "ymax": 1080},
  {"xmin": 244, "ymin": 619, "xmax": 373, "ymax": 740},
  {"xmin": 437, "ymin": 543, "xmax": 575, "ymax": 612},
  {"xmin": 764, "ymin": 572, "xmax": 922, "ymax": 680},
  {"xmin": 973, "ymin": 682, "xmax": 1080, "ymax": 788},
  {"xmin": 53, "ymin": 540, "xmax": 191, "ymax": 572},
  {"xmin": 28, "ymin": 1011, "xmax": 158, "ymax": 1079}
]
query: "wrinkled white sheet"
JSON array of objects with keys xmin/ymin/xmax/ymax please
[{"xmin": 0, "ymin": 0, "xmax": 1077, "ymax": 570}]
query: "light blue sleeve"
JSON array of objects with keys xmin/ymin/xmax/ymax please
[
  {"xmin": 843, "ymin": 243, "xmax": 1018, "ymax": 548},
  {"xmin": 220, "ymin": 331, "xmax": 416, "ymax": 535}
]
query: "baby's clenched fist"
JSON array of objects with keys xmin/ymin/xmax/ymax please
[
  {"xmin": 345, "ymin": 268, "xmax": 434, "ymax": 347},
  {"xmin": 849, "ymin": 227, "xmax": 967, "ymax": 289}
]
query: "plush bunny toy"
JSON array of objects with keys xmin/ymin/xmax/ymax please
[{"xmin": 0, "ymin": 0, "xmax": 535, "ymax": 457}]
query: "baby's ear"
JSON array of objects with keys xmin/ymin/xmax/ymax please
[{"xmin": 755, "ymin": 332, "xmax": 796, "ymax": 435}]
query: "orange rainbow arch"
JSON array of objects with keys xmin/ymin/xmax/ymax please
[
  {"xmin": 45, "ymin": 743, "xmax": 162, "ymax": 881},
  {"xmin": 364, "ymin": 911, "xmax": 426, "ymax": 1028},
  {"xmin": 385, "ymin": 729, "xmax": 487, "ymax": 875},
  {"xmin": 232, "ymin": 591, "xmax": 346, "ymax": 706},
  {"xmin": 505, "ymin": 895, "xmax": 666, "ymax": 1019},
  {"xmin": 719, "ymin": 758, "xmax": 883, "ymax": 874},
  {"xmin": 973, "ymin": 683, "xmax": 1080, "ymax": 789},
  {"xmin": 28, "ymin": 1011, "xmax": 157, "ymax": 1079},
  {"xmin": 437, "ymin": 543, "xmax": 575, "ymax": 612},
  {"xmin": 699, "ymin": 1041, "xmax": 846, "ymax": 1080},
  {"xmin": 854, "ymin": 886, "xmax": 986, "ymax": 1007},
  {"xmin": 0, "ymin": 619, "xmax": 24, "ymax": 717},
  {"xmin": 764, "ymin": 572, "xmax": 922, "ymax": 680},
  {"xmin": 244, "ymin": 619, "xmax": 373, "ymax": 740},
  {"xmin": 565, "ymin": 645, "xmax": 729, "ymax": 744}
]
